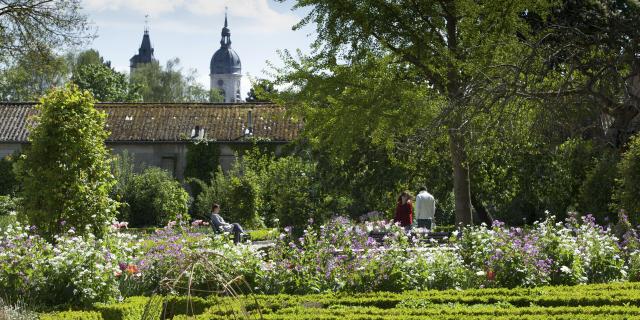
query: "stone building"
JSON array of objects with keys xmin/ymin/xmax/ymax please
[
  {"xmin": 210, "ymin": 13, "xmax": 242, "ymax": 103},
  {"xmin": 0, "ymin": 102, "xmax": 301, "ymax": 180}
]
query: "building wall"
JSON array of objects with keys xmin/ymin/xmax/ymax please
[
  {"xmin": 210, "ymin": 73, "xmax": 242, "ymax": 103},
  {"xmin": 1, "ymin": 141, "xmax": 286, "ymax": 180},
  {"xmin": 0, "ymin": 143, "xmax": 23, "ymax": 158}
]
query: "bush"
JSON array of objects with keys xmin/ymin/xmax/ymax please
[
  {"xmin": 0, "ymin": 195, "xmax": 19, "ymax": 216},
  {"xmin": 614, "ymin": 133, "xmax": 640, "ymax": 223},
  {"xmin": 16, "ymin": 85, "xmax": 117, "ymax": 240},
  {"xmin": 123, "ymin": 167, "xmax": 189, "ymax": 227},
  {"xmin": 579, "ymin": 151, "xmax": 619, "ymax": 223}
]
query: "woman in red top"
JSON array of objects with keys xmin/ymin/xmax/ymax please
[{"xmin": 394, "ymin": 191, "xmax": 413, "ymax": 227}]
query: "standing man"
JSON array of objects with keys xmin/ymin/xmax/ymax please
[{"xmin": 415, "ymin": 186, "xmax": 436, "ymax": 229}]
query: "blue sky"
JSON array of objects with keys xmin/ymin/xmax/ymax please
[{"xmin": 80, "ymin": 0, "xmax": 315, "ymax": 99}]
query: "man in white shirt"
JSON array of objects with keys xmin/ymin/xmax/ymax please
[{"xmin": 414, "ymin": 186, "xmax": 436, "ymax": 229}]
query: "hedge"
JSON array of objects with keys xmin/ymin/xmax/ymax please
[{"xmin": 39, "ymin": 283, "xmax": 640, "ymax": 319}]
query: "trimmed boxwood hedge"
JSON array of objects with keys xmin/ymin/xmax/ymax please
[{"xmin": 39, "ymin": 283, "xmax": 640, "ymax": 319}]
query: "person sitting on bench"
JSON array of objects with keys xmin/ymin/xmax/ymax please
[{"xmin": 210, "ymin": 204, "xmax": 245, "ymax": 244}]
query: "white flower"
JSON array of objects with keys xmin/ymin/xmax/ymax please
[
  {"xmin": 560, "ymin": 266, "xmax": 572, "ymax": 274},
  {"xmin": 476, "ymin": 270, "xmax": 486, "ymax": 276}
]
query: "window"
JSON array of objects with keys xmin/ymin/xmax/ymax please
[{"xmin": 217, "ymin": 79, "xmax": 224, "ymax": 86}]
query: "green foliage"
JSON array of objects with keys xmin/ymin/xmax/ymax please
[
  {"xmin": 0, "ymin": 49, "xmax": 70, "ymax": 101},
  {"xmin": 579, "ymin": 151, "xmax": 619, "ymax": 222},
  {"xmin": 615, "ymin": 134, "xmax": 640, "ymax": 222},
  {"xmin": 246, "ymin": 79, "xmax": 278, "ymax": 102},
  {"xmin": 129, "ymin": 59, "xmax": 213, "ymax": 103},
  {"xmin": 123, "ymin": 167, "xmax": 189, "ymax": 227},
  {"xmin": 40, "ymin": 311, "xmax": 103, "ymax": 320},
  {"xmin": 94, "ymin": 296, "xmax": 161, "ymax": 320},
  {"xmin": 68, "ymin": 283, "xmax": 640, "ymax": 319},
  {"xmin": 193, "ymin": 149, "xmax": 349, "ymax": 230},
  {"xmin": 110, "ymin": 150, "xmax": 136, "ymax": 220},
  {"xmin": 225, "ymin": 173, "xmax": 263, "ymax": 228},
  {"xmin": 72, "ymin": 63, "xmax": 141, "ymax": 102},
  {"xmin": 0, "ymin": 195, "xmax": 19, "ymax": 216},
  {"xmin": 0, "ymin": 154, "xmax": 18, "ymax": 195},
  {"xmin": 184, "ymin": 141, "xmax": 220, "ymax": 201},
  {"xmin": 16, "ymin": 84, "xmax": 117, "ymax": 240},
  {"xmin": 0, "ymin": 0, "xmax": 91, "ymax": 60}
]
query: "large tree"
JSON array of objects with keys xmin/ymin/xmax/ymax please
[
  {"xmin": 0, "ymin": 47, "xmax": 69, "ymax": 100},
  {"xmin": 130, "ymin": 58, "xmax": 223, "ymax": 103},
  {"xmin": 276, "ymin": 0, "xmax": 554, "ymax": 225},
  {"xmin": 72, "ymin": 63, "xmax": 141, "ymax": 102},
  {"xmin": 0, "ymin": 0, "xmax": 92, "ymax": 60}
]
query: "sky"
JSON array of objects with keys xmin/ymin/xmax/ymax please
[{"xmin": 79, "ymin": 0, "xmax": 315, "ymax": 99}]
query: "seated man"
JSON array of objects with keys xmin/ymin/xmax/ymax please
[{"xmin": 210, "ymin": 203, "xmax": 246, "ymax": 244}]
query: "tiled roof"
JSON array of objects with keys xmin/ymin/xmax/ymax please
[{"xmin": 0, "ymin": 102, "xmax": 301, "ymax": 143}]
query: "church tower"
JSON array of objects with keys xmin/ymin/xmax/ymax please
[
  {"xmin": 130, "ymin": 19, "xmax": 157, "ymax": 73},
  {"xmin": 210, "ymin": 12, "xmax": 242, "ymax": 103}
]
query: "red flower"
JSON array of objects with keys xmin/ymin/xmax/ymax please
[
  {"xmin": 487, "ymin": 269, "xmax": 495, "ymax": 281},
  {"xmin": 126, "ymin": 264, "xmax": 139, "ymax": 275}
]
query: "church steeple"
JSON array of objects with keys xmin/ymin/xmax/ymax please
[
  {"xmin": 220, "ymin": 10, "xmax": 232, "ymax": 48},
  {"xmin": 130, "ymin": 15, "xmax": 157, "ymax": 73},
  {"xmin": 210, "ymin": 9, "xmax": 242, "ymax": 103}
]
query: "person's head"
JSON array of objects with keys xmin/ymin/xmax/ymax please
[
  {"xmin": 211, "ymin": 203, "xmax": 220, "ymax": 214},
  {"xmin": 419, "ymin": 186, "xmax": 427, "ymax": 192},
  {"xmin": 399, "ymin": 191, "xmax": 412, "ymax": 204}
]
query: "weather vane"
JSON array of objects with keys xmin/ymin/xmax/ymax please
[{"xmin": 144, "ymin": 14, "xmax": 150, "ymax": 32}]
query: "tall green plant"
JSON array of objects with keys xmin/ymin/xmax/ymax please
[
  {"xmin": 16, "ymin": 84, "xmax": 117, "ymax": 239},
  {"xmin": 614, "ymin": 134, "xmax": 640, "ymax": 222}
]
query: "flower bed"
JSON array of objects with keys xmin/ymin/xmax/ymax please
[{"xmin": 2, "ymin": 212, "xmax": 640, "ymax": 310}]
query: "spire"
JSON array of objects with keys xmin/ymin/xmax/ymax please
[
  {"xmin": 220, "ymin": 8, "xmax": 231, "ymax": 48},
  {"xmin": 224, "ymin": 6, "xmax": 228, "ymax": 28},
  {"xmin": 144, "ymin": 14, "xmax": 149, "ymax": 34}
]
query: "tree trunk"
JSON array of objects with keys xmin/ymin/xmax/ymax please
[
  {"xmin": 449, "ymin": 129, "xmax": 473, "ymax": 226},
  {"xmin": 444, "ymin": 5, "xmax": 473, "ymax": 227}
]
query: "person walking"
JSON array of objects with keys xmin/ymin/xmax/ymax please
[
  {"xmin": 394, "ymin": 191, "xmax": 413, "ymax": 228},
  {"xmin": 210, "ymin": 204, "xmax": 246, "ymax": 244},
  {"xmin": 415, "ymin": 186, "xmax": 436, "ymax": 229}
]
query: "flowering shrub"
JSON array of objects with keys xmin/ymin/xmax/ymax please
[
  {"xmin": 0, "ymin": 211, "xmax": 638, "ymax": 308},
  {"xmin": 457, "ymin": 214, "xmax": 626, "ymax": 288},
  {"xmin": 0, "ymin": 218, "xmax": 139, "ymax": 307}
]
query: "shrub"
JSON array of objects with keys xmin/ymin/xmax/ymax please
[
  {"xmin": 123, "ymin": 167, "xmax": 189, "ymax": 227},
  {"xmin": 578, "ymin": 151, "xmax": 619, "ymax": 223},
  {"xmin": 0, "ymin": 195, "xmax": 19, "ymax": 216},
  {"xmin": 16, "ymin": 85, "xmax": 117, "ymax": 240},
  {"xmin": 614, "ymin": 133, "xmax": 640, "ymax": 223},
  {"xmin": 0, "ymin": 219, "xmax": 140, "ymax": 308}
]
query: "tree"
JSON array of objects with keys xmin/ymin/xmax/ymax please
[
  {"xmin": 130, "ymin": 58, "xmax": 216, "ymax": 102},
  {"xmin": 246, "ymin": 79, "xmax": 277, "ymax": 102},
  {"xmin": 72, "ymin": 63, "xmax": 141, "ymax": 102},
  {"xmin": 16, "ymin": 84, "xmax": 117, "ymax": 240},
  {"xmin": 276, "ymin": 0, "xmax": 555, "ymax": 225},
  {"xmin": 0, "ymin": 47, "xmax": 70, "ymax": 101},
  {"xmin": 614, "ymin": 134, "xmax": 640, "ymax": 222},
  {"xmin": 0, "ymin": 0, "xmax": 92, "ymax": 60}
]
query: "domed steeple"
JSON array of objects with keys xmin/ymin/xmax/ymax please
[
  {"xmin": 210, "ymin": 13, "xmax": 241, "ymax": 75},
  {"xmin": 210, "ymin": 11, "xmax": 242, "ymax": 103}
]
